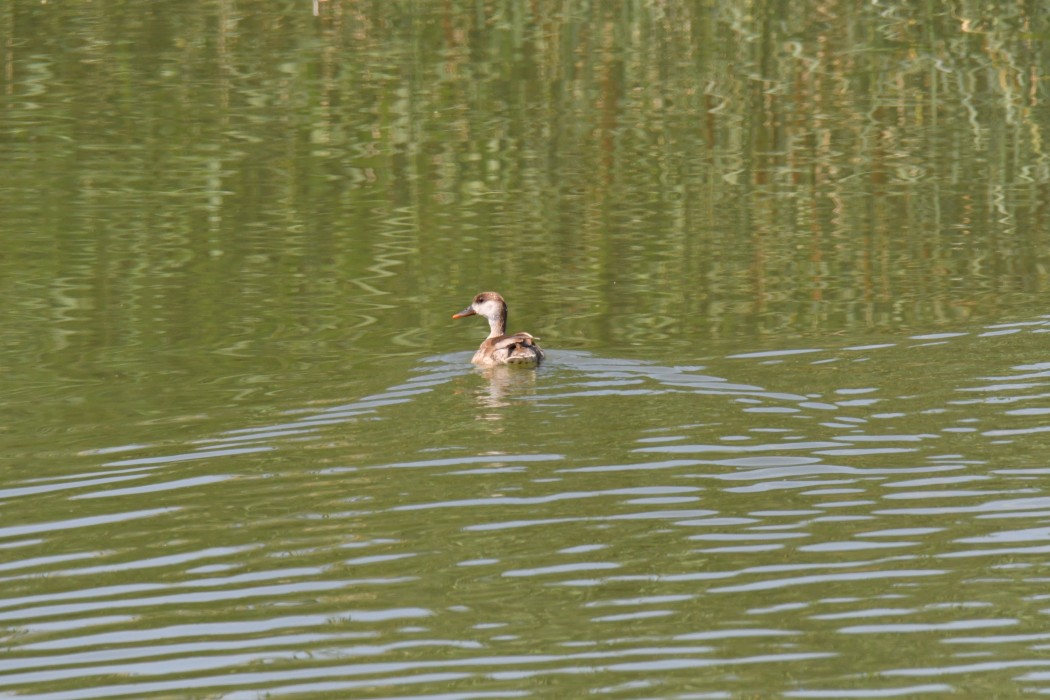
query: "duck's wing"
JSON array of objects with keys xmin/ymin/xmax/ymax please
[
  {"xmin": 498, "ymin": 332, "xmax": 542, "ymax": 348},
  {"xmin": 490, "ymin": 332, "xmax": 545, "ymax": 364}
]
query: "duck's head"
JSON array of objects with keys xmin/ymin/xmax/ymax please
[{"xmin": 452, "ymin": 291, "xmax": 506, "ymax": 323}]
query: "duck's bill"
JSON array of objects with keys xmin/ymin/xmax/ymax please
[{"xmin": 452, "ymin": 307, "xmax": 476, "ymax": 319}]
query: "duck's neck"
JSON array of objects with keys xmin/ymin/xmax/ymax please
[{"xmin": 486, "ymin": 305, "xmax": 507, "ymax": 339}]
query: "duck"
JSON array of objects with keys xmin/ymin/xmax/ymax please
[{"xmin": 452, "ymin": 291, "xmax": 545, "ymax": 367}]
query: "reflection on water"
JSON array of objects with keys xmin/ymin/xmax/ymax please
[
  {"xmin": 4, "ymin": 0, "xmax": 1050, "ymax": 697},
  {"xmin": 3, "ymin": 1, "xmax": 1050, "ymax": 375},
  {"xmin": 5, "ymin": 318, "xmax": 1050, "ymax": 697},
  {"xmin": 469, "ymin": 362, "xmax": 542, "ymax": 412}
]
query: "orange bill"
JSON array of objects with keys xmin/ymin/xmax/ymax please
[{"xmin": 452, "ymin": 307, "xmax": 476, "ymax": 319}]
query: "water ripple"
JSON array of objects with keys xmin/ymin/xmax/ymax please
[{"xmin": 9, "ymin": 320, "xmax": 1050, "ymax": 697}]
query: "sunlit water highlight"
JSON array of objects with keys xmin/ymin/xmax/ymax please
[{"xmin": 4, "ymin": 317, "xmax": 1050, "ymax": 698}]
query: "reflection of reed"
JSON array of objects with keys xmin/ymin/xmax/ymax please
[{"xmin": 5, "ymin": 0, "xmax": 1050, "ymax": 389}]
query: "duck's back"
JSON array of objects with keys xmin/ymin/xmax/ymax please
[{"xmin": 473, "ymin": 332, "xmax": 544, "ymax": 367}]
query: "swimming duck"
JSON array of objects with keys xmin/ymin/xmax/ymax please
[{"xmin": 452, "ymin": 291, "xmax": 545, "ymax": 367}]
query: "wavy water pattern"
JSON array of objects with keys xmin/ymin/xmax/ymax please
[
  {"xmin": 4, "ymin": 0, "xmax": 1050, "ymax": 695},
  {"xmin": 2, "ymin": 318, "xmax": 1050, "ymax": 696}
]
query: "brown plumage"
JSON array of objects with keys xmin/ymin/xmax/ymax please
[{"xmin": 452, "ymin": 291, "xmax": 545, "ymax": 367}]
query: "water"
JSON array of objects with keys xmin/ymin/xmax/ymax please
[
  {"xmin": 3, "ymin": 1, "xmax": 1050, "ymax": 697},
  {"xmin": 6, "ymin": 325, "xmax": 1050, "ymax": 697}
]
